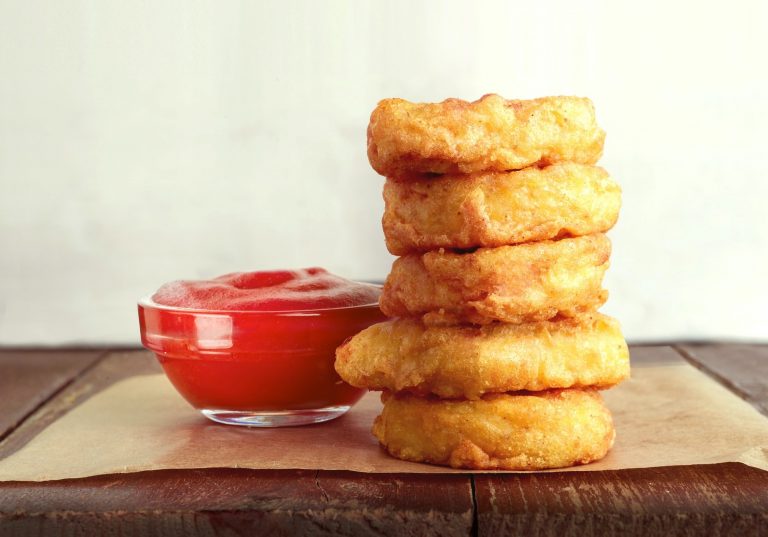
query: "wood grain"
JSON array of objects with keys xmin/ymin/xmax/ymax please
[
  {"xmin": 1, "ymin": 345, "xmax": 767, "ymax": 537},
  {"xmin": 0, "ymin": 350, "xmax": 158, "ymax": 460},
  {"xmin": 676, "ymin": 344, "xmax": 768, "ymax": 415},
  {"xmin": 0, "ymin": 469, "xmax": 473, "ymax": 537},
  {"xmin": 474, "ymin": 463, "xmax": 768, "ymax": 537},
  {"xmin": 0, "ymin": 350, "xmax": 104, "ymax": 442}
]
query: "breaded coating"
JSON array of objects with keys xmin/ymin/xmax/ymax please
[
  {"xmin": 379, "ymin": 234, "xmax": 610, "ymax": 325},
  {"xmin": 373, "ymin": 390, "xmax": 614, "ymax": 470},
  {"xmin": 368, "ymin": 95, "xmax": 605, "ymax": 178},
  {"xmin": 383, "ymin": 163, "xmax": 621, "ymax": 255},
  {"xmin": 335, "ymin": 314, "xmax": 629, "ymax": 399}
]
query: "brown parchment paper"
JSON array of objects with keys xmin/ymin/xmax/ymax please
[{"xmin": 0, "ymin": 348, "xmax": 766, "ymax": 481}]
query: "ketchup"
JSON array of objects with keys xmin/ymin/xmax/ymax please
[
  {"xmin": 152, "ymin": 267, "xmax": 381, "ymax": 312},
  {"xmin": 139, "ymin": 268, "xmax": 386, "ymax": 417}
]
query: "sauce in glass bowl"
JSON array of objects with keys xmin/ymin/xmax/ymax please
[{"xmin": 138, "ymin": 268, "xmax": 386, "ymax": 427}]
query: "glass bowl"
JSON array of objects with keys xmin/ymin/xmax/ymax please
[{"xmin": 138, "ymin": 297, "xmax": 387, "ymax": 427}]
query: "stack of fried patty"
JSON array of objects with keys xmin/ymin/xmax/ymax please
[{"xmin": 336, "ymin": 95, "xmax": 629, "ymax": 470}]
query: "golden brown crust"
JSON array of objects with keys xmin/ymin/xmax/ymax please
[
  {"xmin": 368, "ymin": 95, "xmax": 605, "ymax": 178},
  {"xmin": 335, "ymin": 314, "xmax": 629, "ymax": 399},
  {"xmin": 379, "ymin": 234, "xmax": 610, "ymax": 325},
  {"xmin": 383, "ymin": 163, "xmax": 621, "ymax": 255},
  {"xmin": 373, "ymin": 389, "xmax": 615, "ymax": 470}
]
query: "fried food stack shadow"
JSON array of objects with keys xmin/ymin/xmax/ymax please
[{"xmin": 336, "ymin": 94, "xmax": 628, "ymax": 470}]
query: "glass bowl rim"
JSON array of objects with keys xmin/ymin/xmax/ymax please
[{"xmin": 137, "ymin": 294, "xmax": 382, "ymax": 316}]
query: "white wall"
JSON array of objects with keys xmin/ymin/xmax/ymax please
[{"xmin": 1, "ymin": 0, "xmax": 766, "ymax": 345}]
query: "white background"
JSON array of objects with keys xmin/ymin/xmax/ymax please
[{"xmin": 1, "ymin": 0, "xmax": 766, "ymax": 345}]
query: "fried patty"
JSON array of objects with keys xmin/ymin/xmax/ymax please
[
  {"xmin": 383, "ymin": 163, "xmax": 620, "ymax": 255},
  {"xmin": 336, "ymin": 314, "xmax": 628, "ymax": 399},
  {"xmin": 368, "ymin": 94, "xmax": 605, "ymax": 178},
  {"xmin": 379, "ymin": 234, "xmax": 610, "ymax": 325},
  {"xmin": 373, "ymin": 389, "xmax": 615, "ymax": 470}
]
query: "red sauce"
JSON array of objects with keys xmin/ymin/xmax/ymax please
[
  {"xmin": 139, "ymin": 268, "xmax": 385, "ymax": 412},
  {"xmin": 152, "ymin": 267, "xmax": 381, "ymax": 311}
]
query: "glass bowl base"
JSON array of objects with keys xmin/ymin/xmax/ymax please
[{"xmin": 200, "ymin": 406, "xmax": 352, "ymax": 427}]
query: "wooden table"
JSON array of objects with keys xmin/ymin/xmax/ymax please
[{"xmin": 0, "ymin": 345, "xmax": 766, "ymax": 536}]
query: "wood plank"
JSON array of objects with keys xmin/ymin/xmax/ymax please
[
  {"xmin": 0, "ymin": 350, "xmax": 105, "ymax": 442},
  {"xmin": 0, "ymin": 350, "xmax": 158, "ymax": 460},
  {"xmin": 0, "ymin": 469, "xmax": 473, "ymax": 537},
  {"xmin": 2, "ymin": 346, "xmax": 767, "ymax": 536},
  {"xmin": 676, "ymin": 344, "xmax": 768, "ymax": 415},
  {"xmin": 628, "ymin": 344, "xmax": 684, "ymax": 364},
  {"xmin": 316, "ymin": 470, "xmax": 473, "ymax": 535},
  {"xmin": 474, "ymin": 463, "xmax": 768, "ymax": 537}
]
